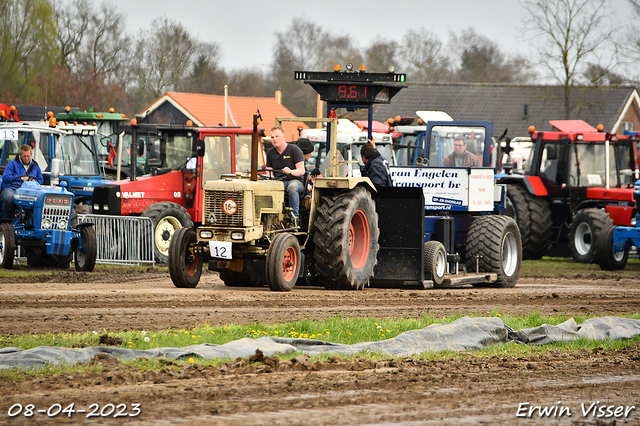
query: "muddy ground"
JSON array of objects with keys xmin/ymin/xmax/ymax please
[{"xmin": 0, "ymin": 267, "xmax": 639, "ymax": 425}]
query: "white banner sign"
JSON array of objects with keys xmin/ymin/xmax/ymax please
[
  {"xmin": 390, "ymin": 167, "xmax": 495, "ymax": 212},
  {"xmin": 0, "ymin": 129, "xmax": 19, "ymax": 140}
]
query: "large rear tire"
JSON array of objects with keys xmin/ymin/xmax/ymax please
[
  {"xmin": 569, "ymin": 208, "xmax": 613, "ymax": 263},
  {"xmin": 0, "ymin": 223, "xmax": 15, "ymax": 269},
  {"xmin": 424, "ymin": 241, "xmax": 446, "ymax": 286},
  {"xmin": 313, "ymin": 187, "xmax": 379, "ymax": 290},
  {"xmin": 168, "ymin": 227, "xmax": 202, "ymax": 288},
  {"xmin": 75, "ymin": 226, "xmax": 97, "ymax": 272},
  {"xmin": 142, "ymin": 202, "xmax": 193, "ymax": 264},
  {"xmin": 266, "ymin": 233, "xmax": 301, "ymax": 292},
  {"xmin": 465, "ymin": 216, "xmax": 522, "ymax": 288},
  {"xmin": 505, "ymin": 184, "xmax": 531, "ymax": 252},
  {"xmin": 524, "ymin": 194, "xmax": 552, "ymax": 260},
  {"xmin": 596, "ymin": 224, "xmax": 629, "ymax": 270}
]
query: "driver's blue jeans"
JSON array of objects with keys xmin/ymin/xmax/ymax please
[
  {"xmin": 1, "ymin": 187, "xmax": 16, "ymax": 219},
  {"xmin": 284, "ymin": 179, "xmax": 304, "ymax": 218}
]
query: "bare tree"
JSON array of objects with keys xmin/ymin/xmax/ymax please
[
  {"xmin": 52, "ymin": 0, "xmax": 91, "ymax": 70},
  {"xmin": 364, "ymin": 38, "xmax": 400, "ymax": 73},
  {"xmin": 81, "ymin": 2, "xmax": 129, "ymax": 83},
  {"xmin": 524, "ymin": 0, "xmax": 618, "ymax": 118},
  {"xmin": 129, "ymin": 18, "xmax": 200, "ymax": 107},
  {"xmin": 399, "ymin": 28, "xmax": 450, "ymax": 82},
  {"xmin": 449, "ymin": 28, "xmax": 535, "ymax": 83}
]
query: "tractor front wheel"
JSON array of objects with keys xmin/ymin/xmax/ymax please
[
  {"xmin": 266, "ymin": 233, "xmax": 301, "ymax": 292},
  {"xmin": 0, "ymin": 223, "xmax": 15, "ymax": 269},
  {"xmin": 596, "ymin": 224, "xmax": 629, "ymax": 271},
  {"xmin": 168, "ymin": 227, "xmax": 202, "ymax": 288},
  {"xmin": 75, "ymin": 226, "xmax": 97, "ymax": 272},
  {"xmin": 569, "ymin": 208, "xmax": 613, "ymax": 263}
]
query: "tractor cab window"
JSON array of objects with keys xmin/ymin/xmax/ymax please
[
  {"xmin": 164, "ymin": 134, "xmax": 193, "ymax": 170},
  {"xmin": 202, "ymin": 135, "xmax": 232, "ymax": 182},
  {"xmin": 431, "ymin": 125, "xmax": 486, "ymax": 167},
  {"xmin": 539, "ymin": 143, "xmax": 561, "ymax": 184},
  {"xmin": 569, "ymin": 142, "xmax": 617, "ymax": 187},
  {"xmin": 57, "ymin": 133, "xmax": 100, "ymax": 176},
  {"xmin": 0, "ymin": 131, "xmax": 27, "ymax": 168},
  {"xmin": 394, "ymin": 133, "xmax": 422, "ymax": 166},
  {"xmin": 617, "ymin": 142, "xmax": 638, "ymax": 186},
  {"xmin": 234, "ymin": 134, "xmax": 265, "ymax": 174}
]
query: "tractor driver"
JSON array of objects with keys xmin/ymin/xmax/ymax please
[
  {"xmin": 1, "ymin": 144, "xmax": 44, "ymax": 219},
  {"xmin": 441, "ymin": 134, "xmax": 481, "ymax": 167},
  {"xmin": 266, "ymin": 126, "xmax": 305, "ymax": 223}
]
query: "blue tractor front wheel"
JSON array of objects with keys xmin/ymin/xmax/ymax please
[{"xmin": 0, "ymin": 223, "xmax": 15, "ymax": 269}]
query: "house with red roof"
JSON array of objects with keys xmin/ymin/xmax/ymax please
[{"xmin": 138, "ymin": 91, "xmax": 308, "ymax": 140}]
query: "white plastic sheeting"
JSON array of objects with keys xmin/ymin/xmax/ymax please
[{"xmin": 1, "ymin": 316, "xmax": 639, "ymax": 370}]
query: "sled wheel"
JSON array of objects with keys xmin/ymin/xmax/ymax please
[
  {"xmin": 266, "ymin": 233, "xmax": 301, "ymax": 292},
  {"xmin": 596, "ymin": 224, "xmax": 629, "ymax": 271},
  {"xmin": 424, "ymin": 241, "xmax": 446, "ymax": 286},
  {"xmin": 569, "ymin": 208, "xmax": 613, "ymax": 263},
  {"xmin": 168, "ymin": 227, "xmax": 202, "ymax": 288},
  {"xmin": 75, "ymin": 226, "xmax": 97, "ymax": 272},
  {"xmin": 142, "ymin": 202, "xmax": 193, "ymax": 264},
  {"xmin": 0, "ymin": 223, "xmax": 15, "ymax": 269},
  {"xmin": 313, "ymin": 187, "xmax": 379, "ymax": 290},
  {"xmin": 466, "ymin": 216, "xmax": 522, "ymax": 288}
]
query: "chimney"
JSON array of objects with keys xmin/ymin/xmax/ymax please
[{"xmin": 275, "ymin": 90, "xmax": 282, "ymax": 105}]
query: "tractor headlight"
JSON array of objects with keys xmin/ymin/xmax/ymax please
[
  {"xmin": 103, "ymin": 204, "xmax": 109, "ymax": 211},
  {"xmin": 57, "ymin": 219, "xmax": 68, "ymax": 229},
  {"xmin": 199, "ymin": 230, "xmax": 213, "ymax": 239},
  {"xmin": 631, "ymin": 216, "xmax": 637, "ymax": 226},
  {"xmin": 231, "ymin": 231, "xmax": 244, "ymax": 240},
  {"xmin": 42, "ymin": 218, "xmax": 52, "ymax": 229}
]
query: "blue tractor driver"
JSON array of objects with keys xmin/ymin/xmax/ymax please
[{"xmin": 1, "ymin": 144, "xmax": 44, "ymax": 219}]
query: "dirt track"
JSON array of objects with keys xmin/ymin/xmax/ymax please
[{"xmin": 1, "ymin": 267, "xmax": 639, "ymax": 425}]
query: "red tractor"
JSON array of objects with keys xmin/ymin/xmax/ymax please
[
  {"xmin": 498, "ymin": 120, "xmax": 638, "ymax": 261},
  {"xmin": 91, "ymin": 121, "xmax": 266, "ymax": 263}
]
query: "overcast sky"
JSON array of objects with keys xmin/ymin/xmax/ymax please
[{"xmin": 108, "ymin": 0, "xmax": 633, "ymax": 73}]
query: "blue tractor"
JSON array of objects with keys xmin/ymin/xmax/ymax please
[
  {"xmin": 596, "ymin": 179, "xmax": 640, "ymax": 270},
  {"xmin": 0, "ymin": 160, "xmax": 97, "ymax": 270}
]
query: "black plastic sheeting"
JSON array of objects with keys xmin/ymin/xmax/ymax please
[{"xmin": 1, "ymin": 316, "xmax": 639, "ymax": 370}]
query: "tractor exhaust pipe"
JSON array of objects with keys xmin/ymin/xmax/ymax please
[{"xmin": 251, "ymin": 110, "xmax": 262, "ymax": 182}]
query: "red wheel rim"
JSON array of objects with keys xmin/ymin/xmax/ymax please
[
  {"xmin": 186, "ymin": 252, "xmax": 199, "ymax": 276},
  {"xmin": 282, "ymin": 246, "xmax": 297, "ymax": 281},
  {"xmin": 349, "ymin": 210, "xmax": 370, "ymax": 270}
]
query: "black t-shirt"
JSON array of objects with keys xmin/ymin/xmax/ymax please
[{"xmin": 266, "ymin": 143, "xmax": 305, "ymax": 182}]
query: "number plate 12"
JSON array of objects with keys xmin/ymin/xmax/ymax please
[{"xmin": 208, "ymin": 241, "xmax": 232, "ymax": 259}]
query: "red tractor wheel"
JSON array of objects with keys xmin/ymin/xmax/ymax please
[{"xmin": 266, "ymin": 233, "xmax": 301, "ymax": 292}]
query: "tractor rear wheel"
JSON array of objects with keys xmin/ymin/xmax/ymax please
[
  {"xmin": 142, "ymin": 202, "xmax": 193, "ymax": 264},
  {"xmin": 424, "ymin": 241, "xmax": 446, "ymax": 286},
  {"xmin": 75, "ymin": 226, "xmax": 97, "ymax": 272},
  {"xmin": 524, "ymin": 194, "xmax": 552, "ymax": 260},
  {"xmin": 505, "ymin": 184, "xmax": 531, "ymax": 251},
  {"xmin": 220, "ymin": 259, "xmax": 267, "ymax": 287},
  {"xmin": 569, "ymin": 208, "xmax": 613, "ymax": 263},
  {"xmin": 465, "ymin": 216, "xmax": 522, "ymax": 288},
  {"xmin": 266, "ymin": 233, "xmax": 301, "ymax": 292},
  {"xmin": 168, "ymin": 227, "xmax": 202, "ymax": 288},
  {"xmin": 596, "ymin": 224, "xmax": 629, "ymax": 270},
  {"xmin": 313, "ymin": 187, "xmax": 379, "ymax": 290},
  {"xmin": 0, "ymin": 223, "xmax": 15, "ymax": 269}
]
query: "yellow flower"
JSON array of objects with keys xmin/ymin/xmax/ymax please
[
  {"xmin": 386, "ymin": 329, "xmax": 390, "ymax": 332},
  {"xmin": 189, "ymin": 358, "xmax": 194, "ymax": 363},
  {"xmin": 152, "ymin": 335, "xmax": 156, "ymax": 338},
  {"xmin": 496, "ymin": 313, "xmax": 502, "ymax": 317},
  {"xmin": 211, "ymin": 331, "xmax": 215, "ymax": 334},
  {"xmin": 184, "ymin": 331, "xmax": 190, "ymax": 334},
  {"xmin": 192, "ymin": 335, "xmax": 196, "ymax": 338}
]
